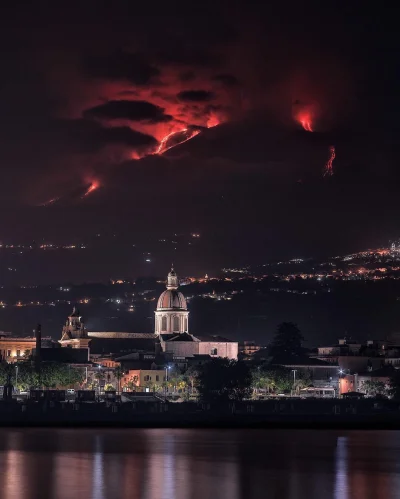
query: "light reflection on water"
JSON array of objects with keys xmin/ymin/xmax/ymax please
[
  {"xmin": 335, "ymin": 436, "xmax": 348, "ymax": 499},
  {"xmin": 0, "ymin": 429, "xmax": 398, "ymax": 499}
]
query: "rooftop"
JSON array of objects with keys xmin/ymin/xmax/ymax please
[
  {"xmin": 88, "ymin": 332, "xmax": 156, "ymax": 339},
  {"xmin": 273, "ymin": 356, "xmax": 339, "ymax": 367}
]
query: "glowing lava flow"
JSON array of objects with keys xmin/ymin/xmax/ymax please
[
  {"xmin": 297, "ymin": 112, "xmax": 313, "ymax": 132},
  {"xmin": 40, "ymin": 197, "xmax": 60, "ymax": 207},
  {"xmin": 207, "ymin": 115, "xmax": 219, "ymax": 128},
  {"xmin": 301, "ymin": 119, "xmax": 313, "ymax": 132},
  {"xmin": 82, "ymin": 180, "xmax": 100, "ymax": 198},
  {"xmin": 155, "ymin": 128, "xmax": 200, "ymax": 155},
  {"xmin": 323, "ymin": 145, "xmax": 336, "ymax": 177}
]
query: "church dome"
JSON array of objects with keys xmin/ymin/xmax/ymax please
[{"xmin": 157, "ymin": 289, "xmax": 187, "ymax": 310}]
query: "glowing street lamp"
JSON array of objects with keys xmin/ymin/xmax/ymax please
[{"xmin": 164, "ymin": 365, "xmax": 172, "ymax": 398}]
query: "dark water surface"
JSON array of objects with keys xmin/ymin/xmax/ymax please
[{"xmin": 0, "ymin": 429, "xmax": 399, "ymax": 498}]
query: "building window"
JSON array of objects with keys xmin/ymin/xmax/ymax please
[
  {"xmin": 161, "ymin": 316, "xmax": 167, "ymax": 331},
  {"xmin": 156, "ymin": 375, "xmax": 159, "ymax": 382},
  {"xmin": 173, "ymin": 316, "xmax": 179, "ymax": 331},
  {"xmin": 16, "ymin": 350, "xmax": 20, "ymax": 357},
  {"xmin": 211, "ymin": 348, "xmax": 218, "ymax": 356},
  {"xmin": 7, "ymin": 350, "xmax": 11, "ymax": 357}
]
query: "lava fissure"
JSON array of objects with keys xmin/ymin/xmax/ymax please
[{"xmin": 323, "ymin": 145, "xmax": 335, "ymax": 177}]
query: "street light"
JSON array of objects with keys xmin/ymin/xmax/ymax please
[
  {"xmin": 292, "ymin": 369, "xmax": 297, "ymax": 396},
  {"xmin": 97, "ymin": 365, "xmax": 102, "ymax": 398},
  {"xmin": 164, "ymin": 365, "xmax": 171, "ymax": 399},
  {"xmin": 15, "ymin": 365, "xmax": 18, "ymax": 393}
]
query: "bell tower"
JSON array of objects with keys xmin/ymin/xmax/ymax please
[{"xmin": 59, "ymin": 307, "xmax": 91, "ymax": 350}]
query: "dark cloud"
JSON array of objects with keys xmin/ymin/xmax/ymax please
[
  {"xmin": 84, "ymin": 50, "xmax": 159, "ymax": 85},
  {"xmin": 179, "ymin": 71, "xmax": 195, "ymax": 82},
  {"xmin": 54, "ymin": 119, "xmax": 157, "ymax": 153},
  {"xmin": 84, "ymin": 100, "xmax": 173, "ymax": 124},
  {"xmin": 212, "ymin": 74, "xmax": 239, "ymax": 87},
  {"xmin": 177, "ymin": 90, "xmax": 215, "ymax": 102},
  {"xmin": 156, "ymin": 47, "xmax": 220, "ymax": 68}
]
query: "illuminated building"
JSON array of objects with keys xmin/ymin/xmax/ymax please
[
  {"xmin": 0, "ymin": 334, "xmax": 53, "ymax": 362},
  {"xmin": 155, "ymin": 267, "xmax": 189, "ymax": 334},
  {"xmin": 56, "ymin": 268, "xmax": 238, "ymax": 361},
  {"xmin": 239, "ymin": 341, "xmax": 262, "ymax": 357},
  {"xmin": 121, "ymin": 369, "xmax": 166, "ymax": 390},
  {"xmin": 156, "ymin": 268, "xmax": 238, "ymax": 360},
  {"xmin": 59, "ymin": 307, "xmax": 91, "ymax": 350}
]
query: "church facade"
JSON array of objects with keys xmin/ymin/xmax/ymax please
[
  {"xmin": 59, "ymin": 307, "xmax": 91, "ymax": 350},
  {"xmin": 155, "ymin": 268, "xmax": 238, "ymax": 360},
  {"xmin": 59, "ymin": 268, "xmax": 238, "ymax": 361}
]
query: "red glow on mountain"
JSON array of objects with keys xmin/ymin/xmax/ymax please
[
  {"xmin": 296, "ymin": 111, "xmax": 313, "ymax": 132},
  {"xmin": 207, "ymin": 114, "xmax": 220, "ymax": 128}
]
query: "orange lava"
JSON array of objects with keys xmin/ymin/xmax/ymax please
[
  {"xmin": 155, "ymin": 128, "xmax": 201, "ymax": 155},
  {"xmin": 40, "ymin": 197, "xmax": 59, "ymax": 207},
  {"xmin": 207, "ymin": 114, "xmax": 219, "ymax": 128},
  {"xmin": 323, "ymin": 145, "xmax": 336, "ymax": 177},
  {"xmin": 82, "ymin": 180, "xmax": 100, "ymax": 198},
  {"xmin": 296, "ymin": 111, "xmax": 313, "ymax": 132}
]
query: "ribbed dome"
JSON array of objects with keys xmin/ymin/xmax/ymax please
[{"xmin": 157, "ymin": 289, "xmax": 187, "ymax": 310}]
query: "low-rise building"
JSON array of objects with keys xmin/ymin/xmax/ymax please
[
  {"xmin": 121, "ymin": 369, "xmax": 166, "ymax": 391},
  {"xmin": 239, "ymin": 341, "xmax": 262, "ymax": 356},
  {"xmin": 339, "ymin": 367, "xmax": 393, "ymax": 395},
  {"xmin": 0, "ymin": 334, "xmax": 53, "ymax": 362}
]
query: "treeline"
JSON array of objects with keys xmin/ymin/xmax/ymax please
[{"xmin": 0, "ymin": 362, "xmax": 84, "ymax": 391}]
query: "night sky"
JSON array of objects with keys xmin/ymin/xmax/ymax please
[{"xmin": 0, "ymin": 2, "xmax": 399, "ymax": 280}]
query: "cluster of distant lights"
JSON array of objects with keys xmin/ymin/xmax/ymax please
[
  {"xmin": 4, "ymin": 243, "xmax": 400, "ymax": 311},
  {"xmin": 0, "ymin": 233, "xmax": 201, "ymax": 264},
  {"xmin": 0, "ymin": 243, "xmax": 86, "ymax": 250},
  {"xmin": 0, "ymin": 296, "xmax": 138, "ymax": 312},
  {"xmin": 0, "ymin": 298, "xmax": 90, "ymax": 309}
]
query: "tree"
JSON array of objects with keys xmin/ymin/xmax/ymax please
[
  {"xmin": 95, "ymin": 369, "xmax": 105, "ymax": 385},
  {"xmin": 185, "ymin": 365, "xmax": 200, "ymax": 395},
  {"xmin": 196, "ymin": 358, "xmax": 252, "ymax": 403},
  {"xmin": 268, "ymin": 322, "xmax": 304, "ymax": 358},
  {"xmin": 5, "ymin": 362, "xmax": 84, "ymax": 390},
  {"xmin": 114, "ymin": 366, "xmax": 123, "ymax": 393},
  {"xmin": 104, "ymin": 384, "xmax": 114, "ymax": 391},
  {"xmin": 124, "ymin": 381, "xmax": 133, "ymax": 391},
  {"xmin": 251, "ymin": 364, "xmax": 311, "ymax": 396},
  {"xmin": 388, "ymin": 371, "xmax": 400, "ymax": 399},
  {"xmin": 361, "ymin": 380, "xmax": 388, "ymax": 397},
  {"xmin": 0, "ymin": 363, "xmax": 13, "ymax": 386}
]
